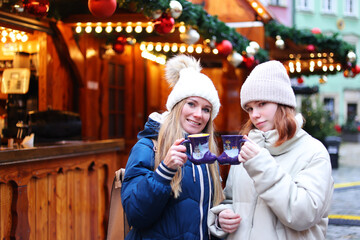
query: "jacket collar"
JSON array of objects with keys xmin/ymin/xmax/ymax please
[{"xmin": 248, "ymin": 113, "xmax": 306, "ymax": 156}]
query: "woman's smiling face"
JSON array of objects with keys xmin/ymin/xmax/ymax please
[{"xmin": 180, "ymin": 97, "xmax": 212, "ymax": 134}]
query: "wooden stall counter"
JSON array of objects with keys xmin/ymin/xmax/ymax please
[{"xmin": 0, "ymin": 139, "xmax": 127, "ymax": 240}]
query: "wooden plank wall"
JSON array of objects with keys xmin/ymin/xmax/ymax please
[{"xmin": 0, "ymin": 151, "xmax": 126, "ymax": 240}]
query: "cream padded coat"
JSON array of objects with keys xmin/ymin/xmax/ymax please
[{"xmin": 208, "ymin": 115, "xmax": 334, "ymax": 239}]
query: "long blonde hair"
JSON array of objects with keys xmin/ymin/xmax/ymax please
[{"xmin": 155, "ymin": 100, "xmax": 224, "ymax": 205}]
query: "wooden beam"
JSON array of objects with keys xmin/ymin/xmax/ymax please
[{"xmin": 0, "ymin": 10, "xmax": 53, "ymax": 34}]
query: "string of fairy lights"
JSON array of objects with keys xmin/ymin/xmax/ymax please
[
  {"xmin": 286, "ymin": 52, "xmax": 342, "ymax": 74},
  {"xmin": 73, "ymin": 21, "xmax": 219, "ymax": 65},
  {"xmin": 1, "ymin": 27, "xmax": 29, "ymax": 43}
]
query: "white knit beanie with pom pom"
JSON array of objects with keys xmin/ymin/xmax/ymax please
[{"xmin": 165, "ymin": 55, "xmax": 220, "ymax": 119}]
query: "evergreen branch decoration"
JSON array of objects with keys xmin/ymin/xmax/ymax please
[
  {"xmin": 265, "ymin": 20, "xmax": 356, "ymax": 66},
  {"xmin": 117, "ymin": 0, "xmax": 268, "ymax": 62}
]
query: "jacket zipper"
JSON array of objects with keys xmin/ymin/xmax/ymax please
[
  {"xmin": 249, "ymin": 194, "xmax": 258, "ymax": 238},
  {"xmin": 197, "ymin": 165, "xmax": 204, "ymax": 240}
]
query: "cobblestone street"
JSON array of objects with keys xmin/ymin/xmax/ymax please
[{"xmin": 326, "ymin": 142, "xmax": 360, "ymax": 240}]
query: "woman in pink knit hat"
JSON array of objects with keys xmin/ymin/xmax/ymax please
[{"xmin": 208, "ymin": 60, "xmax": 334, "ymax": 240}]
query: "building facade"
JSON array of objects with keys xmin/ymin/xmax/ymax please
[{"xmin": 263, "ymin": 0, "xmax": 360, "ymax": 127}]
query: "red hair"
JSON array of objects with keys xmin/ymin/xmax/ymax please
[{"xmin": 241, "ymin": 104, "xmax": 297, "ymax": 146}]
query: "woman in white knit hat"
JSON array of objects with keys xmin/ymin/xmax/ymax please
[
  {"xmin": 121, "ymin": 55, "xmax": 224, "ymax": 239},
  {"xmin": 208, "ymin": 60, "xmax": 334, "ymax": 239}
]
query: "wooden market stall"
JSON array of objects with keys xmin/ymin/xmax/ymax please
[{"xmin": 0, "ymin": 0, "xmax": 356, "ymax": 239}]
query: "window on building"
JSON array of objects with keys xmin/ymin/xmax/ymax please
[
  {"xmin": 324, "ymin": 98, "xmax": 335, "ymax": 121},
  {"xmin": 347, "ymin": 103, "xmax": 358, "ymax": 122},
  {"xmin": 344, "ymin": 0, "xmax": 358, "ymax": 16},
  {"xmin": 269, "ymin": 0, "xmax": 287, "ymax": 7},
  {"xmin": 297, "ymin": 0, "xmax": 314, "ymax": 11},
  {"xmin": 322, "ymin": 0, "xmax": 337, "ymax": 14},
  {"xmin": 108, "ymin": 63, "xmax": 125, "ymax": 138}
]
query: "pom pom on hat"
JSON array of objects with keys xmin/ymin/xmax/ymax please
[
  {"xmin": 240, "ymin": 60, "xmax": 296, "ymax": 110},
  {"xmin": 165, "ymin": 55, "xmax": 220, "ymax": 119}
]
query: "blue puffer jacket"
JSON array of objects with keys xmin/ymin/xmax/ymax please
[{"xmin": 121, "ymin": 113, "xmax": 219, "ymax": 240}]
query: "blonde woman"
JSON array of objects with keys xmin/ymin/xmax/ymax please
[{"xmin": 121, "ymin": 55, "xmax": 224, "ymax": 240}]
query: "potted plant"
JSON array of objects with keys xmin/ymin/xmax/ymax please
[
  {"xmin": 300, "ymin": 96, "xmax": 339, "ymax": 143},
  {"xmin": 300, "ymin": 96, "xmax": 341, "ymax": 168},
  {"xmin": 341, "ymin": 119, "xmax": 360, "ymax": 142}
]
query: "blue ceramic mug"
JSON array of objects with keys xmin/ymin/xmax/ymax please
[
  {"xmin": 182, "ymin": 133, "xmax": 217, "ymax": 165},
  {"xmin": 217, "ymin": 135, "xmax": 247, "ymax": 165}
]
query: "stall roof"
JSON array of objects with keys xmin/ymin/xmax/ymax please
[{"xmin": 0, "ymin": 0, "xmax": 356, "ymax": 77}]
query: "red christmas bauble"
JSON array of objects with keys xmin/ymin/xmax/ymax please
[
  {"xmin": 311, "ymin": 27, "xmax": 321, "ymax": 34},
  {"xmin": 113, "ymin": 42, "xmax": 125, "ymax": 54},
  {"xmin": 154, "ymin": 14, "xmax": 175, "ymax": 34},
  {"xmin": 297, "ymin": 77, "xmax": 304, "ymax": 84},
  {"xmin": 352, "ymin": 65, "xmax": 360, "ymax": 74},
  {"xmin": 116, "ymin": 36, "xmax": 127, "ymax": 44},
  {"xmin": 88, "ymin": 0, "xmax": 117, "ymax": 18},
  {"xmin": 306, "ymin": 44, "xmax": 315, "ymax": 52},
  {"xmin": 24, "ymin": 0, "xmax": 49, "ymax": 17},
  {"xmin": 243, "ymin": 56, "xmax": 255, "ymax": 68},
  {"xmin": 216, "ymin": 40, "xmax": 233, "ymax": 56}
]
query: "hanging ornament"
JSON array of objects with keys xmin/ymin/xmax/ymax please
[
  {"xmin": 24, "ymin": 0, "xmax": 49, "ymax": 17},
  {"xmin": 246, "ymin": 46, "xmax": 256, "ymax": 57},
  {"xmin": 249, "ymin": 41, "xmax": 260, "ymax": 54},
  {"xmin": 14, "ymin": 0, "xmax": 25, "ymax": 12},
  {"xmin": 275, "ymin": 35, "xmax": 285, "ymax": 50},
  {"xmin": 216, "ymin": 40, "xmax": 233, "ymax": 56},
  {"xmin": 113, "ymin": 35, "xmax": 127, "ymax": 54},
  {"xmin": 151, "ymin": 9, "xmax": 163, "ymax": 19},
  {"xmin": 113, "ymin": 42, "xmax": 125, "ymax": 54},
  {"xmin": 154, "ymin": 14, "xmax": 175, "ymax": 34},
  {"xmin": 243, "ymin": 56, "xmax": 255, "ymax": 68},
  {"xmin": 343, "ymin": 69, "xmax": 350, "ymax": 78},
  {"xmin": 311, "ymin": 27, "xmax": 321, "ymax": 34},
  {"xmin": 319, "ymin": 75, "xmax": 327, "ymax": 84},
  {"xmin": 352, "ymin": 65, "xmax": 360, "ymax": 74},
  {"xmin": 347, "ymin": 51, "xmax": 357, "ymax": 63},
  {"xmin": 351, "ymin": 65, "xmax": 360, "ymax": 78},
  {"xmin": 227, "ymin": 51, "xmax": 243, "ymax": 67},
  {"xmin": 306, "ymin": 44, "xmax": 315, "ymax": 52},
  {"xmin": 88, "ymin": 0, "xmax": 117, "ymax": 18},
  {"xmin": 126, "ymin": 37, "xmax": 136, "ymax": 45},
  {"xmin": 297, "ymin": 76, "xmax": 304, "ymax": 84},
  {"xmin": 169, "ymin": 0, "xmax": 183, "ymax": 19},
  {"xmin": 180, "ymin": 28, "xmax": 200, "ymax": 45},
  {"xmin": 207, "ymin": 36, "xmax": 217, "ymax": 48}
]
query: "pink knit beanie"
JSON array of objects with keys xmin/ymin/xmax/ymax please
[{"xmin": 240, "ymin": 60, "xmax": 296, "ymax": 110}]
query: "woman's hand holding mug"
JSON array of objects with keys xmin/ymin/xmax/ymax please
[
  {"xmin": 238, "ymin": 135, "xmax": 261, "ymax": 163},
  {"xmin": 163, "ymin": 138, "xmax": 187, "ymax": 170}
]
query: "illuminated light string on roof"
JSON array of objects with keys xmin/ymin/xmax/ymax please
[
  {"xmin": 73, "ymin": 21, "xmax": 219, "ymax": 63},
  {"xmin": 285, "ymin": 52, "xmax": 342, "ymax": 75}
]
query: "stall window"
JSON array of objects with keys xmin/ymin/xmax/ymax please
[{"xmin": 108, "ymin": 63, "xmax": 125, "ymax": 138}]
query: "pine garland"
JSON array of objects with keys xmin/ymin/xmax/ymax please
[
  {"xmin": 116, "ymin": 0, "xmax": 268, "ymax": 62},
  {"xmin": 3, "ymin": 0, "xmax": 355, "ymax": 71},
  {"xmin": 265, "ymin": 20, "xmax": 356, "ymax": 67}
]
